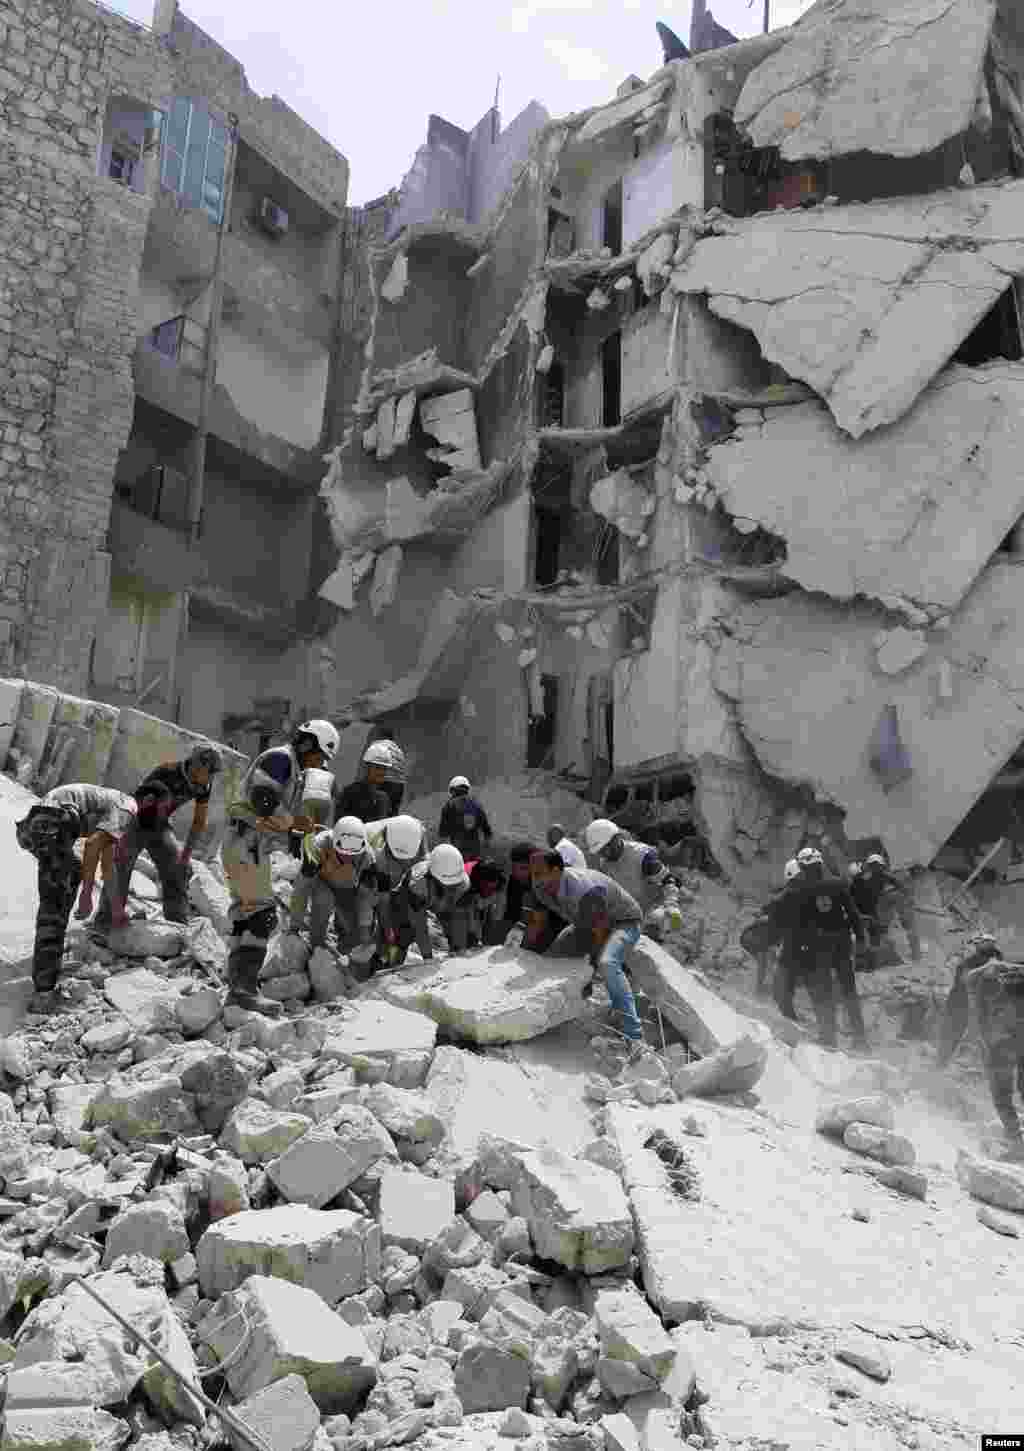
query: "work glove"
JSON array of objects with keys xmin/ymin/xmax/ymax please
[
  {"xmin": 666, "ymin": 908, "xmax": 682, "ymax": 931},
  {"xmin": 504, "ymin": 926, "xmax": 525, "ymax": 949}
]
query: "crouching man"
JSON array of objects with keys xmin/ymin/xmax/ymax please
[
  {"xmin": 583, "ymin": 820, "xmax": 682, "ymax": 942},
  {"xmin": 290, "ymin": 815, "xmax": 378, "ymax": 970},
  {"xmin": 15, "ymin": 784, "xmax": 137, "ymax": 1012},
  {"xmin": 408, "ymin": 844, "xmax": 474, "ymax": 956},
  {"xmin": 510, "ymin": 850, "xmax": 649, "ymax": 1061},
  {"xmin": 220, "ymin": 775, "xmax": 294, "ymax": 1018}
]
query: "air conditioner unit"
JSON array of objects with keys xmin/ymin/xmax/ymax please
[{"xmin": 259, "ymin": 197, "xmax": 289, "ymax": 237}]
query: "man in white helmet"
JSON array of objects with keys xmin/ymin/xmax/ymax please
[
  {"xmin": 546, "ymin": 824, "xmax": 585, "ymax": 869},
  {"xmin": 775, "ymin": 847, "xmax": 869, "ymax": 1049},
  {"xmin": 936, "ymin": 931, "xmax": 1003, "ymax": 1068},
  {"xmin": 438, "ymin": 777, "xmax": 493, "ymax": 862},
  {"xmin": 289, "ymin": 815, "xmax": 378, "ymax": 970},
  {"xmin": 336, "ymin": 743, "xmax": 393, "ymax": 826},
  {"xmin": 583, "ymin": 819, "xmax": 682, "ymax": 942},
  {"xmin": 849, "ymin": 852, "xmax": 921, "ymax": 965},
  {"xmin": 364, "ymin": 815, "xmax": 430, "ymax": 966},
  {"xmin": 406, "ymin": 843, "xmax": 474, "ymax": 957},
  {"xmin": 365, "ymin": 725, "xmax": 408, "ymax": 814},
  {"xmin": 220, "ymin": 776, "xmax": 298, "ymax": 1017},
  {"xmin": 237, "ymin": 719, "xmax": 341, "ymax": 861}
]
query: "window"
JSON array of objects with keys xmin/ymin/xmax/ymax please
[
  {"xmin": 601, "ymin": 331, "xmax": 622, "ymax": 427},
  {"xmin": 540, "ymin": 360, "xmax": 565, "ymax": 428},
  {"xmin": 602, "ymin": 180, "xmax": 623, "ymax": 255},
  {"xmin": 109, "ymin": 150, "xmax": 135, "ymax": 185},
  {"xmin": 161, "ymin": 98, "xmax": 229, "ymax": 222},
  {"xmin": 534, "ymin": 507, "xmax": 562, "ymax": 586},
  {"xmin": 527, "ymin": 675, "xmax": 559, "ymax": 768}
]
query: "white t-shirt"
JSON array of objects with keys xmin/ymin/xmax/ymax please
[{"xmin": 555, "ymin": 837, "xmax": 586, "ymax": 869}]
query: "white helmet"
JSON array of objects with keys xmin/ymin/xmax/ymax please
[
  {"xmin": 385, "ymin": 815, "xmax": 424, "ymax": 861},
  {"xmin": 332, "ymin": 816, "xmax": 368, "ymax": 856},
  {"xmin": 449, "ymin": 775, "xmax": 470, "ymax": 792},
  {"xmin": 783, "ymin": 858, "xmax": 801, "ymax": 882},
  {"xmin": 796, "ymin": 847, "xmax": 823, "ymax": 868},
  {"xmin": 429, "ymin": 843, "xmax": 466, "ymax": 886},
  {"xmin": 585, "ymin": 819, "xmax": 621, "ymax": 855},
  {"xmin": 364, "ymin": 742, "xmax": 392, "ymax": 767},
  {"xmin": 864, "ymin": 853, "xmax": 887, "ymax": 869},
  {"xmin": 295, "ymin": 719, "xmax": 339, "ymax": 760}
]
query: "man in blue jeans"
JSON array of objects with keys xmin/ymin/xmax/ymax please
[{"xmin": 511, "ymin": 850, "xmax": 648, "ymax": 1059}]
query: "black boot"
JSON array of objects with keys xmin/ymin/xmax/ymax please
[{"xmin": 225, "ymin": 946, "xmax": 283, "ymax": 1018}]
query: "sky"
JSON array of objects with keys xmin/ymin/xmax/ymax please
[{"xmin": 111, "ymin": 0, "xmax": 815, "ymax": 204}]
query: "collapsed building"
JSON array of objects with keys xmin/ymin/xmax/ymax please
[
  {"xmin": 315, "ymin": 0, "xmax": 1024, "ymax": 889},
  {"xmin": 3, "ymin": 0, "xmax": 1024, "ymax": 891}
]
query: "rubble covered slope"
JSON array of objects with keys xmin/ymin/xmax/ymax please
[{"xmin": 0, "ymin": 773, "xmax": 1022, "ymax": 1451}]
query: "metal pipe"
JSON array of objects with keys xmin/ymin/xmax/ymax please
[
  {"xmin": 67, "ymin": 1276, "xmax": 275, "ymax": 1451},
  {"xmin": 947, "ymin": 836, "xmax": 1007, "ymax": 910}
]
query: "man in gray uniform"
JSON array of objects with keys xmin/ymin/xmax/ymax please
[{"xmin": 583, "ymin": 819, "xmax": 682, "ymax": 940}]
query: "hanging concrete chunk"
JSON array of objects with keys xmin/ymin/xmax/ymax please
[
  {"xmin": 703, "ymin": 368, "xmax": 1024, "ymax": 612},
  {"xmin": 381, "ymin": 251, "xmax": 409, "ymax": 303},
  {"xmin": 393, "ymin": 390, "xmax": 417, "ymax": 449},
  {"xmin": 672, "ymin": 181, "xmax": 1024, "ymax": 438},
  {"xmin": 734, "ymin": 0, "xmax": 997, "ymax": 162},
  {"xmin": 636, "ymin": 232, "xmax": 674, "ymax": 297},
  {"xmin": 419, "ymin": 389, "xmax": 481, "ymax": 471},
  {"xmin": 509, "ymin": 1146, "xmax": 634, "ymax": 1274},
  {"xmin": 875, "ymin": 628, "xmax": 928, "ymax": 676},
  {"xmin": 376, "ymin": 398, "xmax": 397, "ymax": 461},
  {"xmin": 385, "ymin": 477, "xmax": 433, "ymax": 541},
  {"xmin": 590, "ymin": 470, "xmax": 655, "ymax": 540},
  {"xmin": 370, "ymin": 544, "xmax": 404, "ymax": 617}
]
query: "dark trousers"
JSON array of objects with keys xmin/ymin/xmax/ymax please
[
  {"xmin": 227, "ymin": 906, "xmax": 277, "ymax": 994},
  {"xmin": 378, "ymin": 884, "xmax": 431, "ymax": 962},
  {"xmin": 32, "ymin": 851, "xmax": 81, "ymax": 991},
  {"xmin": 984, "ymin": 1037, "xmax": 1024, "ymax": 1139},
  {"xmin": 97, "ymin": 819, "xmax": 188, "ymax": 926},
  {"xmin": 383, "ymin": 782, "xmax": 404, "ymax": 814},
  {"xmin": 798, "ymin": 935, "xmax": 867, "ymax": 1046}
]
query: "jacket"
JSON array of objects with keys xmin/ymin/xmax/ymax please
[
  {"xmin": 335, "ymin": 779, "xmax": 392, "ymax": 826},
  {"xmin": 221, "ymin": 804, "xmax": 281, "ymax": 921},
  {"xmin": 529, "ymin": 865, "xmax": 643, "ymax": 934},
  {"xmin": 777, "ymin": 876, "xmax": 865, "ymax": 942},
  {"xmin": 438, "ymin": 796, "xmax": 492, "ymax": 857},
  {"xmin": 592, "ymin": 839, "xmax": 679, "ymax": 920},
  {"xmin": 408, "ymin": 860, "xmax": 472, "ymax": 918}
]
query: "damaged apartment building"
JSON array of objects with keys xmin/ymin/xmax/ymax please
[
  {"xmin": 0, "ymin": 0, "xmax": 349, "ymax": 753},
  {"xmin": 317, "ymin": 0, "xmax": 1024, "ymax": 888}
]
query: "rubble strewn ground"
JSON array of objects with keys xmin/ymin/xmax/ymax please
[{"xmin": 1, "ymin": 772, "xmax": 1023, "ymax": 1451}]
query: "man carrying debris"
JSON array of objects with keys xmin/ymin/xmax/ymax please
[
  {"xmin": 547, "ymin": 823, "xmax": 585, "ymax": 868},
  {"xmin": 15, "ymin": 784, "xmax": 138, "ymax": 1011},
  {"xmin": 365, "ymin": 814, "xmax": 430, "ymax": 967},
  {"xmin": 94, "ymin": 742, "xmax": 223, "ymax": 932},
  {"xmin": 742, "ymin": 858, "xmax": 802, "ymax": 1007},
  {"xmin": 220, "ymin": 773, "xmax": 295, "ymax": 1017},
  {"xmin": 438, "ymin": 776, "xmax": 493, "ymax": 861},
  {"xmin": 365, "ymin": 725, "xmax": 408, "ymax": 813},
  {"xmin": 241, "ymin": 719, "xmax": 341, "ymax": 850},
  {"xmin": 583, "ymin": 819, "xmax": 682, "ymax": 942},
  {"xmin": 775, "ymin": 846, "xmax": 870, "ymax": 1050},
  {"xmin": 336, "ymin": 742, "xmax": 393, "ymax": 826},
  {"xmin": 464, "ymin": 858, "xmax": 509, "ymax": 946},
  {"xmin": 511, "ymin": 851, "xmax": 649, "ymax": 1059},
  {"xmin": 849, "ymin": 853, "xmax": 922, "ymax": 965},
  {"xmin": 407, "ymin": 844, "xmax": 474, "ymax": 956},
  {"xmin": 935, "ymin": 931, "xmax": 1003, "ymax": 1067},
  {"xmin": 289, "ymin": 815, "xmax": 378, "ymax": 971}
]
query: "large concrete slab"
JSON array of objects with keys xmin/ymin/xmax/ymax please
[
  {"xmin": 372, "ymin": 946, "xmax": 591, "ymax": 1045},
  {"xmin": 606, "ymin": 1099, "xmax": 1024, "ymax": 1356},
  {"xmin": 627, "ymin": 938, "xmax": 747, "ymax": 1055},
  {"xmin": 673, "ymin": 183, "xmax": 1024, "ymax": 438},
  {"xmin": 703, "ymin": 365, "xmax": 1024, "ymax": 611},
  {"xmin": 734, "ymin": 0, "xmax": 996, "ymax": 163},
  {"xmin": 320, "ymin": 1000, "xmax": 438, "ymax": 1067}
]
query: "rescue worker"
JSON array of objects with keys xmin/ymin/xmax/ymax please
[
  {"xmin": 336, "ymin": 743, "xmax": 393, "ymax": 825},
  {"xmin": 583, "ymin": 819, "xmax": 682, "ymax": 941},
  {"xmin": 408, "ymin": 843, "xmax": 474, "ymax": 956},
  {"xmin": 220, "ymin": 775, "xmax": 295, "ymax": 1017},
  {"xmin": 744, "ymin": 858, "xmax": 801, "ymax": 1002},
  {"xmin": 849, "ymin": 853, "xmax": 922, "ymax": 964},
  {"xmin": 935, "ymin": 931, "xmax": 1003, "ymax": 1068},
  {"xmin": 500, "ymin": 842, "xmax": 553, "ymax": 949},
  {"xmin": 438, "ymin": 777, "xmax": 493, "ymax": 861},
  {"xmin": 365, "ymin": 726, "xmax": 407, "ymax": 814},
  {"xmin": 546, "ymin": 824, "xmax": 585, "ymax": 868},
  {"xmin": 464, "ymin": 858, "xmax": 508, "ymax": 946},
  {"xmin": 95, "ymin": 742, "xmax": 223, "ymax": 931},
  {"xmin": 510, "ymin": 851, "xmax": 649, "ymax": 1058},
  {"xmin": 240, "ymin": 720, "xmax": 340, "ymax": 848},
  {"xmin": 776, "ymin": 846, "xmax": 870, "ymax": 1049},
  {"xmin": 364, "ymin": 815, "xmax": 430, "ymax": 967},
  {"xmin": 15, "ymin": 784, "xmax": 138, "ymax": 1011},
  {"xmin": 289, "ymin": 815, "xmax": 378, "ymax": 970},
  {"xmin": 966, "ymin": 954, "xmax": 1024, "ymax": 1162}
]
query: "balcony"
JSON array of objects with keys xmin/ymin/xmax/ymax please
[{"xmin": 106, "ymin": 499, "xmax": 208, "ymax": 594}]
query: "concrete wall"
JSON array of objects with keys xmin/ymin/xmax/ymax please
[
  {"xmin": 466, "ymin": 101, "xmax": 550, "ymax": 226},
  {"xmin": 387, "ymin": 115, "xmax": 470, "ymax": 241},
  {"xmin": 92, "ymin": 576, "xmax": 181, "ymax": 702},
  {"xmin": 199, "ymin": 473, "xmax": 313, "ymax": 608},
  {"xmin": 622, "ymin": 302, "xmax": 677, "ymax": 415},
  {"xmin": 464, "ymin": 168, "xmax": 544, "ymax": 377},
  {"xmin": 371, "ymin": 247, "xmax": 470, "ymax": 378},
  {"xmin": 449, "ymin": 490, "xmax": 530, "ymax": 596},
  {"xmin": 623, "ymin": 137, "xmax": 701, "ymax": 247},
  {"xmin": 217, "ymin": 315, "xmax": 328, "ymax": 449},
  {"xmin": 1, "ymin": 676, "xmax": 248, "ymax": 848},
  {"xmin": 178, "ymin": 617, "xmax": 289, "ymax": 745}
]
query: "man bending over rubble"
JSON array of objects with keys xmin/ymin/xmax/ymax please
[
  {"xmin": 289, "ymin": 815, "xmax": 378, "ymax": 972},
  {"xmin": 583, "ymin": 819, "xmax": 682, "ymax": 941},
  {"xmin": 16, "ymin": 784, "xmax": 137, "ymax": 1012},
  {"xmin": 509, "ymin": 850, "xmax": 649, "ymax": 1060},
  {"xmin": 220, "ymin": 774, "xmax": 294, "ymax": 1018}
]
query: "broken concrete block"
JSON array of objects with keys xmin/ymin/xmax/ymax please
[
  {"xmin": 102, "ymin": 969, "xmax": 181, "ymax": 1031},
  {"xmin": 637, "ymin": 233, "xmax": 674, "ymax": 297},
  {"xmin": 589, "ymin": 471, "xmax": 655, "ymax": 541},
  {"xmin": 842, "ymin": 1123, "xmax": 916, "ymax": 1167},
  {"xmin": 267, "ymin": 1112, "xmax": 394, "ymax": 1208},
  {"xmin": 441, "ymin": 1262, "xmax": 515, "ymax": 1320},
  {"xmin": 376, "ymin": 399, "xmax": 397, "ymax": 461},
  {"xmin": 834, "ymin": 1331, "xmax": 892, "ymax": 1383},
  {"xmin": 196, "ymin": 1205, "xmax": 381, "ymax": 1303},
  {"xmin": 495, "ymin": 622, "xmax": 517, "ymax": 643},
  {"xmin": 207, "ymin": 1155, "xmax": 250, "ymax": 1220},
  {"xmin": 141, "ymin": 1302, "xmax": 205, "ymax": 1425},
  {"xmin": 586, "ymin": 288, "xmax": 611, "ymax": 312},
  {"xmin": 393, "ymin": 391, "xmax": 416, "ymax": 448},
  {"xmin": 977, "ymin": 1204, "xmax": 1020, "ymax": 1238},
  {"xmin": 597, "ymin": 1356, "xmax": 656, "ymax": 1399},
  {"xmin": 308, "ymin": 948, "xmax": 347, "ymax": 1003},
  {"xmin": 816, "ymin": 1095, "xmax": 895, "ymax": 1138},
  {"xmin": 370, "ymin": 544, "xmax": 404, "ymax": 618},
  {"xmin": 262, "ymin": 1065, "xmax": 304, "ymax": 1111},
  {"xmin": 362, "ymin": 424, "xmax": 378, "ymax": 453},
  {"xmin": 865, "ymin": 1163, "xmax": 928, "ymax": 1200},
  {"xmin": 956, "ymin": 1149, "xmax": 1024, "ymax": 1215},
  {"xmin": 536, "ymin": 343, "xmax": 555, "ymax": 373},
  {"xmin": 594, "ymin": 1286, "xmax": 676, "ymax": 1386},
  {"xmin": 262, "ymin": 972, "xmax": 311, "ymax": 1002},
  {"xmin": 175, "ymin": 987, "xmax": 222, "ymax": 1037},
  {"xmin": 384, "ymin": 476, "xmax": 433, "ymax": 541},
  {"xmin": 260, "ymin": 931, "xmax": 310, "ymax": 982},
  {"xmin": 2, "ymin": 1409, "xmax": 131, "ymax": 1451},
  {"xmin": 465, "ymin": 1188, "xmax": 509, "ymax": 1241},
  {"xmin": 105, "ymin": 921, "xmax": 183, "ymax": 960},
  {"xmin": 81, "ymin": 1020, "xmax": 133, "ymax": 1055},
  {"xmin": 220, "ymin": 1100, "xmax": 311, "ymax": 1165},
  {"xmin": 419, "ymin": 389, "xmax": 481, "ymax": 471},
  {"xmin": 322, "ymin": 1001, "xmax": 437, "ymax": 1069},
  {"xmin": 478, "ymin": 1294, "xmax": 547, "ymax": 1357},
  {"xmin": 373, "ymin": 946, "xmax": 591, "ymax": 1045},
  {"xmin": 510, "ymin": 1146, "xmax": 633, "ymax": 1275},
  {"xmin": 363, "ymin": 1083, "xmax": 444, "ymax": 1154},
  {"xmin": 197, "ymin": 1276, "xmax": 377, "ymax": 1412},
  {"xmin": 181, "ymin": 1052, "xmax": 251, "ymax": 1136},
  {"xmin": 101, "ymin": 1200, "xmax": 189, "ymax": 1267},
  {"xmin": 381, "ymin": 251, "xmax": 408, "ymax": 303},
  {"xmin": 875, "ymin": 627, "xmax": 928, "ymax": 676},
  {"xmin": 226, "ymin": 1373, "xmax": 320, "ymax": 1451},
  {"xmin": 454, "ymin": 1342, "xmax": 531, "ymax": 1413},
  {"xmin": 669, "ymin": 1034, "xmax": 768, "ymax": 1099},
  {"xmin": 90, "ymin": 1076, "xmax": 199, "ymax": 1143},
  {"xmin": 378, "ymin": 1166, "xmax": 455, "ymax": 1252}
]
